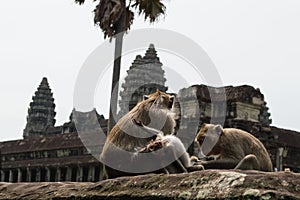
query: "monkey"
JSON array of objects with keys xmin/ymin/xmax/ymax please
[
  {"xmin": 134, "ymin": 120, "xmax": 204, "ymax": 173},
  {"xmin": 100, "ymin": 90, "xmax": 177, "ymax": 179},
  {"xmin": 194, "ymin": 124, "xmax": 273, "ymax": 172},
  {"xmin": 136, "ymin": 122, "xmax": 204, "ymax": 173}
]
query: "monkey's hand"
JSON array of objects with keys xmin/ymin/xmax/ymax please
[
  {"xmin": 187, "ymin": 164, "xmax": 205, "ymax": 172},
  {"xmin": 190, "ymin": 155, "xmax": 200, "ymax": 165},
  {"xmin": 195, "ymin": 160, "xmax": 208, "ymax": 165},
  {"xmin": 147, "ymin": 140, "xmax": 165, "ymax": 151},
  {"xmin": 137, "ymin": 146, "xmax": 149, "ymax": 153},
  {"xmin": 138, "ymin": 139, "xmax": 165, "ymax": 153}
]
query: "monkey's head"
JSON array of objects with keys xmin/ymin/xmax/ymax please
[
  {"xmin": 143, "ymin": 89, "xmax": 175, "ymax": 110},
  {"xmin": 195, "ymin": 124, "xmax": 224, "ymax": 157},
  {"xmin": 119, "ymin": 89, "xmax": 176, "ymax": 137},
  {"xmin": 132, "ymin": 90, "xmax": 176, "ymax": 135}
]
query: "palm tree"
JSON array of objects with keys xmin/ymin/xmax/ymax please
[{"xmin": 75, "ymin": 0, "xmax": 167, "ymax": 132}]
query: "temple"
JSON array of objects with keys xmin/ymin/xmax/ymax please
[
  {"xmin": 0, "ymin": 44, "xmax": 299, "ymax": 183},
  {"xmin": 118, "ymin": 44, "xmax": 167, "ymax": 117},
  {"xmin": 23, "ymin": 78, "xmax": 56, "ymax": 137}
]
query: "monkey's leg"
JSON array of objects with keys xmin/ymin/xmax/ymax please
[
  {"xmin": 234, "ymin": 154, "xmax": 259, "ymax": 170},
  {"xmin": 165, "ymin": 160, "xmax": 188, "ymax": 173},
  {"xmin": 162, "ymin": 168, "xmax": 170, "ymax": 174},
  {"xmin": 198, "ymin": 159, "xmax": 239, "ymax": 169},
  {"xmin": 163, "ymin": 146, "xmax": 188, "ymax": 173}
]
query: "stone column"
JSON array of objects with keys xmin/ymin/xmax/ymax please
[
  {"xmin": 45, "ymin": 167, "xmax": 50, "ymax": 182},
  {"xmin": 77, "ymin": 166, "xmax": 83, "ymax": 182},
  {"xmin": 99, "ymin": 164, "xmax": 104, "ymax": 181},
  {"xmin": 0, "ymin": 170, "xmax": 4, "ymax": 182},
  {"xmin": 276, "ymin": 147, "xmax": 284, "ymax": 171},
  {"xmin": 17, "ymin": 169, "xmax": 22, "ymax": 182},
  {"xmin": 36, "ymin": 168, "xmax": 41, "ymax": 182},
  {"xmin": 56, "ymin": 167, "xmax": 61, "ymax": 182},
  {"xmin": 66, "ymin": 167, "xmax": 72, "ymax": 182},
  {"xmin": 8, "ymin": 170, "xmax": 13, "ymax": 183},
  {"xmin": 27, "ymin": 168, "xmax": 31, "ymax": 182},
  {"xmin": 88, "ymin": 166, "xmax": 95, "ymax": 182}
]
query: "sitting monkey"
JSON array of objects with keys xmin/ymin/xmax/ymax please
[
  {"xmin": 101, "ymin": 90, "xmax": 176, "ymax": 179},
  {"xmin": 138, "ymin": 130, "xmax": 204, "ymax": 173},
  {"xmin": 195, "ymin": 124, "xmax": 273, "ymax": 172}
]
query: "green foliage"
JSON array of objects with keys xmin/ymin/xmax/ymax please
[
  {"xmin": 74, "ymin": 0, "xmax": 85, "ymax": 5},
  {"xmin": 132, "ymin": 0, "xmax": 166, "ymax": 23},
  {"xmin": 75, "ymin": 0, "xmax": 167, "ymax": 38},
  {"xmin": 74, "ymin": 0, "xmax": 98, "ymax": 5}
]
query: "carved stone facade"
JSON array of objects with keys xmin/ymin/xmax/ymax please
[
  {"xmin": 1, "ymin": 79, "xmax": 107, "ymax": 183},
  {"xmin": 176, "ymin": 84, "xmax": 271, "ymax": 126},
  {"xmin": 0, "ymin": 133, "xmax": 104, "ymax": 182},
  {"xmin": 23, "ymin": 78, "xmax": 56, "ymax": 137},
  {"xmin": 118, "ymin": 44, "xmax": 167, "ymax": 118}
]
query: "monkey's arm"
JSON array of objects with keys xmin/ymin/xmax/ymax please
[
  {"xmin": 132, "ymin": 119, "xmax": 163, "ymax": 139},
  {"xmin": 198, "ymin": 159, "xmax": 239, "ymax": 169}
]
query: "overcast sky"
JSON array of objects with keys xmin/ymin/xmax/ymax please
[{"xmin": 0, "ymin": 0, "xmax": 300, "ymax": 141}]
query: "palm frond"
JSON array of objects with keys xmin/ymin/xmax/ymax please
[
  {"xmin": 124, "ymin": 7, "xmax": 135, "ymax": 32},
  {"xmin": 75, "ymin": 0, "xmax": 86, "ymax": 5},
  {"xmin": 132, "ymin": 0, "xmax": 166, "ymax": 22},
  {"xmin": 77, "ymin": 0, "xmax": 165, "ymax": 38},
  {"xmin": 75, "ymin": 0, "xmax": 99, "ymax": 5},
  {"xmin": 94, "ymin": 0, "xmax": 125, "ymax": 38},
  {"xmin": 94, "ymin": 0, "xmax": 135, "ymax": 38}
]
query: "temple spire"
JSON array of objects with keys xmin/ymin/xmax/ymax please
[
  {"xmin": 118, "ymin": 44, "xmax": 167, "ymax": 118},
  {"xmin": 129, "ymin": 55, "xmax": 144, "ymax": 69},
  {"xmin": 23, "ymin": 77, "xmax": 56, "ymax": 137},
  {"xmin": 143, "ymin": 44, "xmax": 161, "ymax": 64}
]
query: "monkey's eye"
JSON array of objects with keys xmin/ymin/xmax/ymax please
[{"xmin": 160, "ymin": 96, "xmax": 166, "ymax": 103}]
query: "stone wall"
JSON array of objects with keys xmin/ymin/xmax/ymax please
[{"xmin": 0, "ymin": 170, "xmax": 299, "ymax": 199}]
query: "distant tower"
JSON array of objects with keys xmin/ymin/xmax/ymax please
[
  {"xmin": 23, "ymin": 77, "xmax": 56, "ymax": 137},
  {"xmin": 118, "ymin": 44, "xmax": 168, "ymax": 117}
]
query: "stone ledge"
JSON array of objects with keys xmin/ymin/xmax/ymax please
[{"xmin": 0, "ymin": 170, "xmax": 299, "ymax": 200}]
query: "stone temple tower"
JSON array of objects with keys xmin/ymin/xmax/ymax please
[
  {"xmin": 118, "ymin": 44, "xmax": 168, "ymax": 117},
  {"xmin": 23, "ymin": 77, "xmax": 56, "ymax": 137}
]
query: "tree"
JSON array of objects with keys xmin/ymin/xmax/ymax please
[{"xmin": 75, "ymin": 0, "xmax": 167, "ymax": 132}]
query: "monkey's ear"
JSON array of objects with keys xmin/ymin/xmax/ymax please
[
  {"xmin": 215, "ymin": 125, "xmax": 223, "ymax": 135},
  {"xmin": 169, "ymin": 95, "xmax": 175, "ymax": 101},
  {"xmin": 143, "ymin": 95, "xmax": 149, "ymax": 100}
]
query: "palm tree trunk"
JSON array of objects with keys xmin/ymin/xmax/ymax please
[{"xmin": 107, "ymin": 13, "xmax": 125, "ymax": 133}]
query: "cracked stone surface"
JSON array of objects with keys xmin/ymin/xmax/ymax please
[{"xmin": 0, "ymin": 170, "xmax": 299, "ymax": 200}]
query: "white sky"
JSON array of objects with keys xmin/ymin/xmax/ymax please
[{"xmin": 1, "ymin": 0, "xmax": 300, "ymax": 141}]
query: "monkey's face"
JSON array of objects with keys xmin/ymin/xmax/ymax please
[
  {"xmin": 143, "ymin": 90, "xmax": 175, "ymax": 110},
  {"xmin": 195, "ymin": 124, "xmax": 223, "ymax": 157}
]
